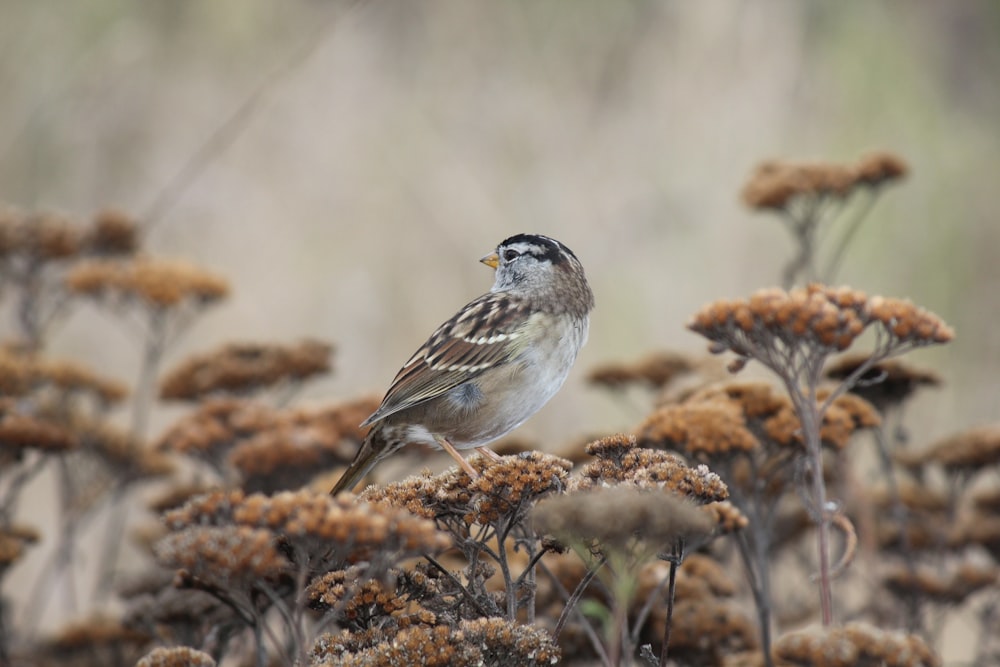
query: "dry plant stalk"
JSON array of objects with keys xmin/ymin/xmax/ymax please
[
  {"xmin": 742, "ymin": 150, "xmax": 909, "ymax": 287},
  {"xmin": 688, "ymin": 284, "xmax": 953, "ymax": 627}
]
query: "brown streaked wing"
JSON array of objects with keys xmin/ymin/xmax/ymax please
[{"xmin": 361, "ymin": 293, "xmax": 530, "ymax": 426}]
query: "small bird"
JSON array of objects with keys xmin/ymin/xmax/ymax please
[{"xmin": 330, "ymin": 234, "xmax": 594, "ymax": 494}]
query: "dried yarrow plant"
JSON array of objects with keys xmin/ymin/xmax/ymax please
[
  {"xmin": 0, "ymin": 205, "xmax": 138, "ymax": 349},
  {"xmin": 158, "ymin": 339, "xmax": 333, "ymax": 404},
  {"xmin": 741, "ymin": 150, "xmax": 909, "ymax": 286},
  {"xmin": 688, "ymin": 284, "xmax": 953, "ymax": 628},
  {"xmin": 635, "ymin": 379, "xmax": 878, "ymax": 662},
  {"xmin": 531, "ymin": 435, "xmax": 728, "ymax": 667},
  {"xmin": 154, "ymin": 488, "xmax": 450, "ymax": 665}
]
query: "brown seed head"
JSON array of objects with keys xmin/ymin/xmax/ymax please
[
  {"xmin": 587, "ymin": 351, "xmax": 697, "ymax": 391},
  {"xmin": 155, "ymin": 525, "xmax": 290, "ymax": 585},
  {"xmin": 854, "ymin": 150, "xmax": 909, "ymax": 187},
  {"xmin": 159, "ymin": 339, "xmax": 332, "ymax": 400},
  {"xmin": 636, "ymin": 399, "xmax": 758, "ymax": 458},
  {"xmin": 912, "ymin": 424, "xmax": 1000, "ymax": 473},
  {"xmin": 87, "ymin": 208, "xmax": 139, "ymax": 256},
  {"xmin": 825, "ymin": 354, "xmax": 942, "ymax": 411},
  {"xmin": 532, "ymin": 486, "xmax": 714, "ymax": 551},
  {"xmin": 577, "ymin": 444, "xmax": 729, "ymax": 503},
  {"xmin": 136, "ymin": 646, "xmax": 216, "ymax": 667},
  {"xmin": 775, "ymin": 622, "xmax": 939, "ymax": 667}
]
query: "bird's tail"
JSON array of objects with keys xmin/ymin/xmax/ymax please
[{"xmin": 329, "ymin": 428, "xmax": 390, "ymax": 495}]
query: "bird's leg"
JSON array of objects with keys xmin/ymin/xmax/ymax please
[
  {"xmin": 434, "ymin": 436, "xmax": 479, "ymax": 478},
  {"xmin": 476, "ymin": 447, "xmax": 502, "ymax": 462}
]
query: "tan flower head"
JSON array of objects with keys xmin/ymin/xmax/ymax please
[
  {"xmin": 854, "ymin": 150, "xmax": 909, "ymax": 187},
  {"xmin": 154, "ymin": 525, "xmax": 290, "ymax": 586},
  {"xmin": 689, "ymin": 285, "xmax": 953, "ymax": 369},
  {"xmin": 159, "ymin": 339, "xmax": 332, "ymax": 400},
  {"xmin": 825, "ymin": 354, "xmax": 941, "ymax": 411},
  {"xmin": 311, "ymin": 617, "xmax": 560, "ymax": 667},
  {"xmin": 907, "ymin": 424, "xmax": 1000, "ymax": 473},
  {"xmin": 362, "ymin": 452, "xmax": 571, "ymax": 527},
  {"xmin": 576, "ymin": 437, "xmax": 729, "ymax": 503},
  {"xmin": 155, "ymin": 398, "xmax": 277, "ymax": 465},
  {"xmin": 587, "ymin": 351, "xmax": 698, "ymax": 391},
  {"xmin": 0, "ymin": 410, "xmax": 77, "ymax": 456},
  {"xmin": 40, "ymin": 616, "xmax": 150, "ymax": 666},
  {"xmin": 532, "ymin": 486, "xmax": 715, "ymax": 551},
  {"xmin": 775, "ymin": 622, "xmax": 939, "ymax": 667},
  {"xmin": 165, "ymin": 488, "xmax": 449, "ymax": 567},
  {"xmin": 636, "ymin": 398, "xmax": 758, "ymax": 457},
  {"xmin": 650, "ymin": 597, "xmax": 757, "ymax": 662},
  {"xmin": 136, "ymin": 647, "xmax": 216, "ymax": 667},
  {"xmin": 882, "ymin": 560, "xmax": 998, "ymax": 605},
  {"xmin": 86, "ymin": 208, "xmax": 139, "ymax": 256},
  {"xmin": 66, "ymin": 256, "xmax": 229, "ymax": 308},
  {"xmin": 0, "ymin": 524, "xmax": 41, "ymax": 573}
]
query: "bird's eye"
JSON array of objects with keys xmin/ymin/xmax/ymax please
[{"xmin": 503, "ymin": 249, "xmax": 519, "ymax": 262}]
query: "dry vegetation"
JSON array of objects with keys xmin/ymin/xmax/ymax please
[{"xmin": 0, "ymin": 144, "xmax": 995, "ymax": 667}]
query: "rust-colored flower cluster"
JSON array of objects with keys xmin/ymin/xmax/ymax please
[
  {"xmin": 66, "ymin": 256, "xmax": 229, "ymax": 309},
  {"xmin": 574, "ymin": 434, "xmax": 729, "ymax": 503},
  {"xmin": 306, "ymin": 567, "xmax": 409, "ymax": 629},
  {"xmin": 78, "ymin": 418, "xmax": 174, "ymax": 481},
  {"xmin": 689, "ymin": 285, "xmax": 953, "ymax": 363},
  {"xmin": 587, "ymin": 351, "xmax": 699, "ymax": 391},
  {"xmin": 882, "ymin": 560, "xmax": 998, "ymax": 606},
  {"xmin": 742, "ymin": 151, "xmax": 908, "ymax": 211},
  {"xmin": 0, "ymin": 524, "xmax": 40, "ymax": 574},
  {"xmin": 774, "ymin": 622, "xmax": 939, "ymax": 667},
  {"xmin": 897, "ymin": 424, "xmax": 1000, "ymax": 474},
  {"xmin": 136, "ymin": 646, "xmax": 216, "ymax": 667},
  {"xmin": 163, "ymin": 488, "xmax": 449, "ymax": 568},
  {"xmin": 159, "ymin": 339, "xmax": 333, "ymax": 400},
  {"xmin": 155, "ymin": 395, "xmax": 379, "ymax": 491},
  {"xmin": 311, "ymin": 617, "xmax": 560, "ymax": 667},
  {"xmin": 0, "ymin": 348, "xmax": 127, "ymax": 405},
  {"xmin": 0, "ymin": 205, "xmax": 138, "ymax": 261},
  {"xmin": 362, "ymin": 452, "xmax": 573, "ymax": 528},
  {"xmin": 0, "ymin": 404, "xmax": 77, "ymax": 459},
  {"xmin": 532, "ymin": 486, "xmax": 713, "ymax": 551},
  {"xmin": 825, "ymin": 354, "xmax": 941, "ymax": 412},
  {"xmin": 37, "ymin": 616, "xmax": 150, "ymax": 667},
  {"xmin": 154, "ymin": 525, "xmax": 291, "ymax": 586}
]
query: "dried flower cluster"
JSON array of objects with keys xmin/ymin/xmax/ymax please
[
  {"xmin": 775, "ymin": 622, "xmax": 939, "ymax": 667},
  {"xmin": 362, "ymin": 452, "xmax": 573, "ymax": 527},
  {"xmin": 159, "ymin": 339, "xmax": 333, "ymax": 400},
  {"xmin": 163, "ymin": 488, "xmax": 449, "ymax": 569},
  {"xmin": 155, "ymin": 395, "xmax": 377, "ymax": 490},
  {"xmin": 311, "ymin": 617, "xmax": 560, "ymax": 667},
  {"xmin": 3, "ymin": 181, "xmax": 975, "ymax": 667},
  {"xmin": 882, "ymin": 560, "xmax": 998, "ymax": 605},
  {"xmin": 824, "ymin": 354, "xmax": 941, "ymax": 412},
  {"xmin": 587, "ymin": 351, "xmax": 699, "ymax": 391},
  {"xmin": 66, "ymin": 256, "xmax": 229, "ymax": 308},
  {"xmin": 574, "ymin": 434, "xmax": 729, "ymax": 504},
  {"xmin": 896, "ymin": 424, "xmax": 1000, "ymax": 474},
  {"xmin": 155, "ymin": 525, "xmax": 291, "ymax": 586},
  {"xmin": 532, "ymin": 486, "xmax": 713, "ymax": 552},
  {"xmin": 689, "ymin": 285, "xmax": 953, "ymax": 364},
  {"xmin": 742, "ymin": 151, "xmax": 908, "ymax": 211},
  {"xmin": 0, "ymin": 205, "xmax": 138, "ymax": 260},
  {"xmin": 136, "ymin": 646, "xmax": 217, "ymax": 667}
]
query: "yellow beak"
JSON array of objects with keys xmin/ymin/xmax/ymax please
[{"xmin": 480, "ymin": 252, "xmax": 499, "ymax": 269}]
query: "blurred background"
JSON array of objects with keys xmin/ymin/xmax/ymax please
[{"xmin": 1, "ymin": 0, "xmax": 998, "ymax": 650}]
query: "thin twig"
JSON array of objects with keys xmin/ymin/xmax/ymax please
[
  {"xmin": 554, "ymin": 554, "xmax": 608, "ymax": 639},
  {"xmin": 538, "ymin": 559, "xmax": 612, "ymax": 667}
]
